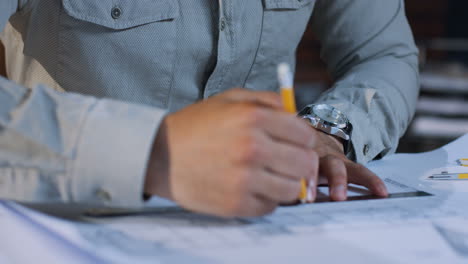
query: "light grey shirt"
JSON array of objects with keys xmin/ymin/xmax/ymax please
[{"xmin": 0, "ymin": 0, "xmax": 419, "ymax": 208}]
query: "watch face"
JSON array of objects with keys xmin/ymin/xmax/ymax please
[{"xmin": 313, "ymin": 104, "xmax": 348, "ymax": 126}]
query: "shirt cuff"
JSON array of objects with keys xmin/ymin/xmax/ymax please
[
  {"xmin": 316, "ymin": 101, "xmax": 385, "ymax": 164},
  {"xmin": 335, "ymin": 103, "xmax": 386, "ymax": 164},
  {"xmin": 69, "ymin": 98, "xmax": 166, "ymax": 208},
  {"xmin": 315, "ymin": 88, "xmax": 389, "ymax": 165}
]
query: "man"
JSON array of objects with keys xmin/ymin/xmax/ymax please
[{"xmin": 0, "ymin": 0, "xmax": 418, "ymax": 217}]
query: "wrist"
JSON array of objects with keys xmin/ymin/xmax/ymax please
[
  {"xmin": 317, "ymin": 130, "xmax": 345, "ymax": 154},
  {"xmin": 298, "ymin": 103, "xmax": 352, "ymax": 156}
]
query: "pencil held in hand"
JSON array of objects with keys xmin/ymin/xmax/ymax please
[
  {"xmin": 277, "ymin": 63, "xmax": 297, "ymax": 114},
  {"xmin": 277, "ymin": 63, "xmax": 309, "ymax": 203}
]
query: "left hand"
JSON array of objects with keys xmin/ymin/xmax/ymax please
[{"xmin": 308, "ymin": 130, "xmax": 388, "ymax": 202}]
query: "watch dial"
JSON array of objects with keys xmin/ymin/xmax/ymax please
[{"xmin": 313, "ymin": 105, "xmax": 347, "ymax": 125}]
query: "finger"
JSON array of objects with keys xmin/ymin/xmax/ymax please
[
  {"xmin": 218, "ymin": 88, "xmax": 283, "ymax": 110},
  {"xmin": 346, "ymin": 162, "xmax": 388, "ymax": 197},
  {"xmin": 306, "ymin": 151, "xmax": 320, "ymax": 202},
  {"xmin": 237, "ymin": 195, "xmax": 278, "ymax": 218},
  {"xmin": 250, "ymin": 169, "xmax": 302, "ymax": 204},
  {"xmin": 258, "ymin": 110, "xmax": 318, "ymax": 149},
  {"xmin": 256, "ymin": 133, "xmax": 318, "ymax": 181},
  {"xmin": 320, "ymin": 156, "xmax": 348, "ymax": 201}
]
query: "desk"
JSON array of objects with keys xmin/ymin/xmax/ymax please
[{"xmin": 1, "ymin": 135, "xmax": 468, "ymax": 264}]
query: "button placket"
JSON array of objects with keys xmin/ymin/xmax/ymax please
[
  {"xmin": 220, "ymin": 17, "xmax": 226, "ymax": 31},
  {"xmin": 203, "ymin": 0, "xmax": 231, "ymax": 98}
]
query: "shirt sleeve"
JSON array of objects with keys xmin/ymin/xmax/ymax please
[
  {"xmin": 0, "ymin": 1, "xmax": 166, "ymax": 209},
  {"xmin": 0, "ymin": 78, "xmax": 166, "ymax": 208},
  {"xmin": 310, "ymin": 0, "xmax": 420, "ymax": 164},
  {"xmin": 0, "ymin": 1, "xmax": 17, "ymax": 29}
]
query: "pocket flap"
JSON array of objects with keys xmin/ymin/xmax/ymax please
[
  {"xmin": 62, "ymin": 0, "xmax": 179, "ymax": 30},
  {"xmin": 264, "ymin": 0, "xmax": 315, "ymax": 10}
]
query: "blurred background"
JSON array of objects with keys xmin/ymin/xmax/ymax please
[{"xmin": 0, "ymin": 0, "xmax": 467, "ymax": 153}]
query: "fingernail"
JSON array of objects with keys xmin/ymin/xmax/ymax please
[
  {"xmin": 331, "ymin": 185, "xmax": 346, "ymax": 200},
  {"xmin": 306, "ymin": 189, "xmax": 313, "ymax": 203},
  {"xmin": 307, "ymin": 179, "xmax": 316, "ymax": 202}
]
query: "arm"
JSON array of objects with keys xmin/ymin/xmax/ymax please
[
  {"xmin": 0, "ymin": 1, "xmax": 165, "ymax": 208},
  {"xmin": 311, "ymin": 0, "xmax": 419, "ymax": 163},
  {"xmin": 0, "ymin": 74, "xmax": 165, "ymax": 208}
]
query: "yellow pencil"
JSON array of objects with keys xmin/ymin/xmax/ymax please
[
  {"xmin": 277, "ymin": 63, "xmax": 309, "ymax": 203},
  {"xmin": 457, "ymin": 158, "xmax": 468, "ymax": 167},
  {"xmin": 428, "ymin": 172, "xmax": 468, "ymax": 180}
]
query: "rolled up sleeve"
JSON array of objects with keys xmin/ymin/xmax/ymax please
[
  {"xmin": 0, "ymin": 78, "xmax": 166, "ymax": 208},
  {"xmin": 311, "ymin": 0, "xmax": 419, "ymax": 163}
]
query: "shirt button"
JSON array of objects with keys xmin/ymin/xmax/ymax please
[
  {"xmin": 363, "ymin": 144, "xmax": 370, "ymax": 156},
  {"xmin": 96, "ymin": 188, "xmax": 112, "ymax": 202},
  {"xmin": 111, "ymin": 7, "xmax": 122, "ymax": 19},
  {"xmin": 220, "ymin": 18, "xmax": 226, "ymax": 31}
]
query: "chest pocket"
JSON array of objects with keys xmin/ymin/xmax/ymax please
[
  {"xmin": 57, "ymin": 0, "xmax": 180, "ymax": 108},
  {"xmin": 62, "ymin": 0, "xmax": 178, "ymax": 29},
  {"xmin": 244, "ymin": 0, "xmax": 316, "ymax": 92}
]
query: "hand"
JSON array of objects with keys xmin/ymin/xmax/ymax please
[
  {"xmin": 144, "ymin": 88, "xmax": 320, "ymax": 218},
  {"xmin": 308, "ymin": 131, "xmax": 388, "ymax": 202}
]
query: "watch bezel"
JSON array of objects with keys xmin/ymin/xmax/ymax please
[
  {"xmin": 311, "ymin": 104, "xmax": 348, "ymax": 129},
  {"xmin": 298, "ymin": 104, "xmax": 352, "ymax": 141}
]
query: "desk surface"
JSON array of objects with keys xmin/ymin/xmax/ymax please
[{"xmin": 1, "ymin": 135, "xmax": 468, "ymax": 264}]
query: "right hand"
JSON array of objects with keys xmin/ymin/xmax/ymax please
[{"xmin": 144, "ymin": 88, "xmax": 319, "ymax": 218}]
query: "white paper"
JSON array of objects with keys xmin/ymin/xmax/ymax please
[
  {"xmin": 0, "ymin": 202, "xmax": 99, "ymax": 264},
  {"xmin": 2, "ymin": 135, "xmax": 468, "ymax": 263}
]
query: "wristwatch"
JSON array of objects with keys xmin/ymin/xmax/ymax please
[{"xmin": 298, "ymin": 104, "xmax": 353, "ymax": 155}]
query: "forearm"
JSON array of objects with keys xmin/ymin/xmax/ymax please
[
  {"xmin": 316, "ymin": 54, "xmax": 419, "ymax": 163},
  {"xmin": 312, "ymin": 0, "xmax": 419, "ymax": 163},
  {"xmin": 0, "ymin": 77, "xmax": 166, "ymax": 208},
  {"xmin": 0, "ymin": 0, "xmax": 170, "ymax": 209}
]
